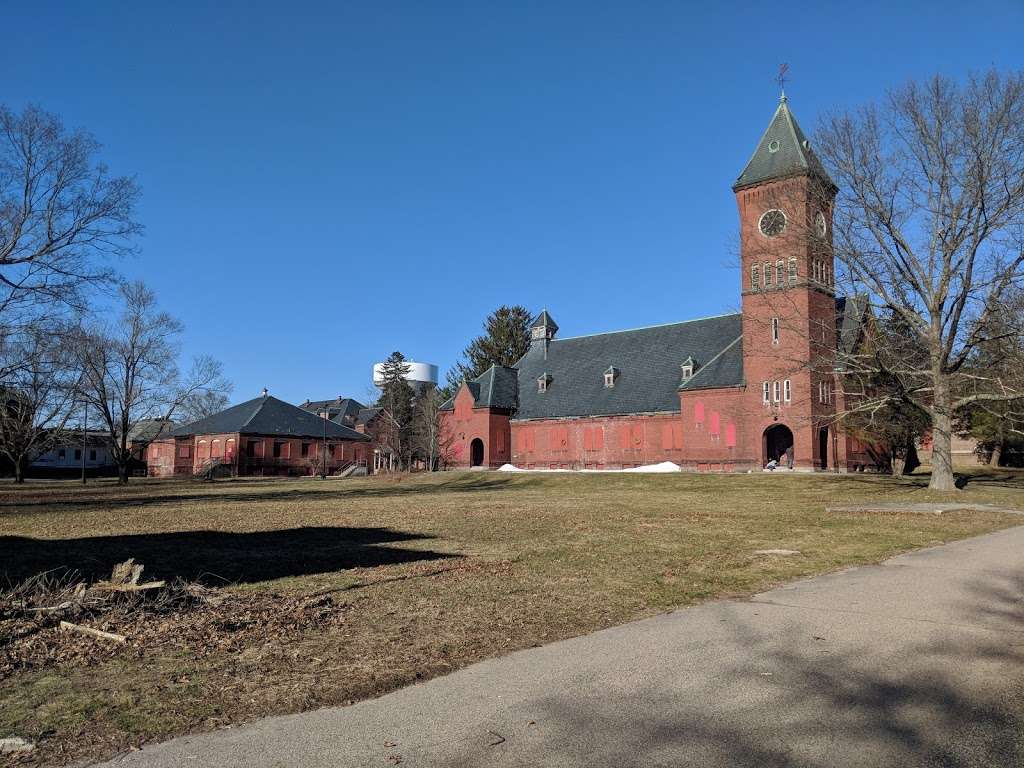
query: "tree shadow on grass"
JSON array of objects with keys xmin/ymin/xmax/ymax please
[
  {"xmin": 0, "ymin": 474, "xmax": 539, "ymax": 512},
  {"xmin": 1, "ymin": 526, "xmax": 459, "ymax": 586}
]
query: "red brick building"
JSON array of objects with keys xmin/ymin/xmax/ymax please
[
  {"xmin": 442, "ymin": 96, "xmax": 877, "ymax": 472},
  {"xmin": 298, "ymin": 396, "xmax": 399, "ymax": 473},
  {"xmin": 147, "ymin": 393, "xmax": 371, "ymax": 477}
]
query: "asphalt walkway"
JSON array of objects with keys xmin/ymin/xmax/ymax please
[{"xmin": 97, "ymin": 526, "xmax": 1024, "ymax": 767}]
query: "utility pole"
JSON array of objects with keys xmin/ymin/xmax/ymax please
[
  {"xmin": 321, "ymin": 406, "xmax": 328, "ymax": 479},
  {"xmin": 81, "ymin": 401, "xmax": 88, "ymax": 485}
]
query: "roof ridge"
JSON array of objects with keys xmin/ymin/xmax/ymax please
[
  {"xmin": 240, "ymin": 395, "xmax": 269, "ymax": 430},
  {"xmin": 554, "ymin": 312, "xmax": 741, "ymax": 342},
  {"xmin": 486, "ymin": 365, "xmax": 496, "ymax": 405},
  {"xmin": 681, "ymin": 335, "xmax": 742, "ymax": 386}
]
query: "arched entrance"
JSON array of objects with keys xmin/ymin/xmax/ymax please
[
  {"xmin": 818, "ymin": 427, "xmax": 829, "ymax": 470},
  {"xmin": 470, "ymin": 438, "xmax": 485, "ymax": 467},
  {"xmin": 763, "ymin": 424, "xmax": 794, "ymax": 466}
]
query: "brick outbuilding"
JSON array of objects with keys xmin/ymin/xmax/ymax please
[
  {"xmin": 147, "ymin": 393, "xmax": 371, "ymax": 478},
  {"xmin": 441, "ymin": 96, "xmax": 878, "ymax": 473}
]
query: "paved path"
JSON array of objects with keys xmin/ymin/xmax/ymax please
[{"xmin": 98, "ymin": 527, "xmax": 1024, "ymax": 768}]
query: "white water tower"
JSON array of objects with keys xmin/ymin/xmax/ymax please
[{"xmin": 373, "ymin": 361, "xmax": 439, "ymax": 392}]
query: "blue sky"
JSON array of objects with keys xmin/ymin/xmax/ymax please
[{"xmin": 3, "ymin": 1, "xmax": 1022, "ymax": 404}]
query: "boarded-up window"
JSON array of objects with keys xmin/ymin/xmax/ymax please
[
  {"xmin": 632, "ymin": 424, "xmax": 643, "ymax": 446},
  {"xmin": 226, "ymin": 439, "xmax": 236, "ymax": 458},
  {"xmin": 694, "ymin": 401, "xmax": 705, "ymax": 427},
  {"xmin": 725, "ymin": 422, "xmax": 736, "ymax": 448},
  {"xmin": 710, "ymin": 412, "xmax": 720, "ymax": 437},
  {"xmin": 594, "ymin": 427, "xmax": 604, "ymax": 450},
  {"xmin": 584, "ymin": 429, "xmax": 593, "ymax": 451},
  {"xmin": 497, "ymin": 431, "xmax": 504, "ymax": 452},
  {"xmin": 673, "ymin": 423, "xmax": 683, "ymax": 449},
  {"xmin": 526, "ymin": 430, "xmax": 535, "ymax": 451},
  {"xmin": 618, "ymin": 427, "xmax": 630, "ymax": 450},
  {"xmin": 661, "ymin": 424, "xmax": 672, "ymax": 450}
]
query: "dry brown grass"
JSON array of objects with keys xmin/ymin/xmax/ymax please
[{"xmin": 1, "ymin": 467, "xmax": 1022, "ymax": 766}]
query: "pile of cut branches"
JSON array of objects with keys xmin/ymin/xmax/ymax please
[{"xmin": 1, "ymin": 560, "xmax": 346, "ymax": 674}]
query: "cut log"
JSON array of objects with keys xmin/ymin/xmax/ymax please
[
  {"xmin": 92, "ymin": 580, "xmax": 166, "ymax": 593},
  {"xmin": 59, "ymin": 620, "xmax": 127, "ymax": 644}
]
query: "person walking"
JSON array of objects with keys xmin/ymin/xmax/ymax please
[{"xmin": 785, "ymin": 445, "xmax": 794, "ymax": 470}]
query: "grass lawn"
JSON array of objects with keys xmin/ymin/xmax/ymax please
[{"xmin": 1, "ymin": 468, "xmax": 1023, "ymax": 766}]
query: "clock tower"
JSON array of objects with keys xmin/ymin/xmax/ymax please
[{"xmin": 733, "ymin": 95, "xmax": 839, "ymax": 470}]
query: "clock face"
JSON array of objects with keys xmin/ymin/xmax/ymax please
[
  {"xmin": 759, "ymin": 209, "xmax": 786, "ymax": 237},
  {"xmin": 815, "ymin": 211, "xmax": 827, "ymax": 237}
]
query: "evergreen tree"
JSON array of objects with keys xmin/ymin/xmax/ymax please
[
  {"xmin": 375, "ymin": 351, "xmax": 415, "ymax": 469},
  {"xmin": 443, "ymin": 305, "xmax": 532, "ymax": 397}
]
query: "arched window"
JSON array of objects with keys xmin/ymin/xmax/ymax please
[
  {"xmin": 764, "ymin": 261, "xmax": 773, "ymax": 288},
  {"xmin": 776, "ymin": 260, "xmax": 784, "ymax": 286},
  {"xmin": 751, "ymin": 264, "xmax": 760, "ymax": 290},
  {"xmin": 788, "ymin": 258, "xmax": 797, "ymax": 286}
]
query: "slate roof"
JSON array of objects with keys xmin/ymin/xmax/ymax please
[
  {"xmin": 530, "ymin": 310, "xmax": 558, "ymax": 331},
  {"xmin": 835, "ymin": 294, "xmax": 869, "ymax": 365},
  {"xmin": 677, "ymin": 336, "xmax": 745, "ymax": 392},
  {"xmin": 299, "ymin": 397, "xmax": 365, "ymax": 424},
  {"xmin": 356, "ymin": 407, "xmax": 385, "ymax": 426},
  {"xmin": 440, "ymin": 365, "xmax": 520, "ymax": 412},
  {"xmin": 514, "ymin": 314, "xmax": 744, "ymax": 420},
  {"xmin": 128, "ymin": 418, "xmax": 175, "ymax": 443},
  {"xmin": 733, "ymin": 96, "xmax": 835, "ymax": 191},
  {"xmin": 171, "ymin": 395, "xmax": 369, "ymax": 441}
]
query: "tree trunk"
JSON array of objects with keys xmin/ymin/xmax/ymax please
[
  {"xmin": 118, "ymin": 463, "xmax": 129, "ymax": 485},
  {"xmin": 928, "ymin": 371, "xmax": 956, "ymax": 491},
  {"xmin": 989, "ymin": 440, "xmax": 1004, "ymax": 467},
  {"xmin": 14, "ymin": 460, "xmax": 25, "ymax": 484}
]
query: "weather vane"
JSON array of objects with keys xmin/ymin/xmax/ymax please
[{"xmin": 777, "ymin": 63, "xmax": 790, "ymax": 97}]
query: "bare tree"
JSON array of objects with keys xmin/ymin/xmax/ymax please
[
  {"xmin": 176, "ymin": 380, "xmax": 231, "ymax": 424},
  {"xmin": 813, "ymin": 71, "xmax": 1024, "ymax": 490},
  {"xmin": 0, "ymin": 326, "xmax": 79, "ymax": 482},
  {"xmin": 0, "ymin": 105, "xmax": 140, "ymax": 336},
  {"xmin": 412, "ymin": 386, "xmax": 453, "ymax": 470},
  {"xmin": 74, "ymin": 282, "xmax": 232, "ymax": 483}
]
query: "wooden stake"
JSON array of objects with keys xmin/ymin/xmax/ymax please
[{"xmin": 59, "ymin": 621, "xmax": 127, "ymax": 644}]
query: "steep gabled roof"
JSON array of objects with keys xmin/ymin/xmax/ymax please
[
  {"xmin": 171, "ymin": 395, "xmax": 369, "ymax": 441},
  {"xmin": 733, "ymin": 96, "xmax": 835, "ymax": 191},
  {"xmin": 515, "ymin": 313, "xmax": 743, "ymax": 420},
  {"xmin": 440, "ymin": 365, "xmax": 519, "ymax": 412},
  {"xmin": 356, "ymin": 407, "xmax": 388, "ymax": 426}
]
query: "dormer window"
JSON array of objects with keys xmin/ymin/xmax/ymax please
[
  {"xmin": 680, "ymin": 357, "xmax": 697, "ymax": 381},
  {"xmin": 537, "ymin": 373, "xmax": 552, "ymax": 393},
  {"xmin": 604, "ymin": 366, "xmax": 619, "ymax": 388}
]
